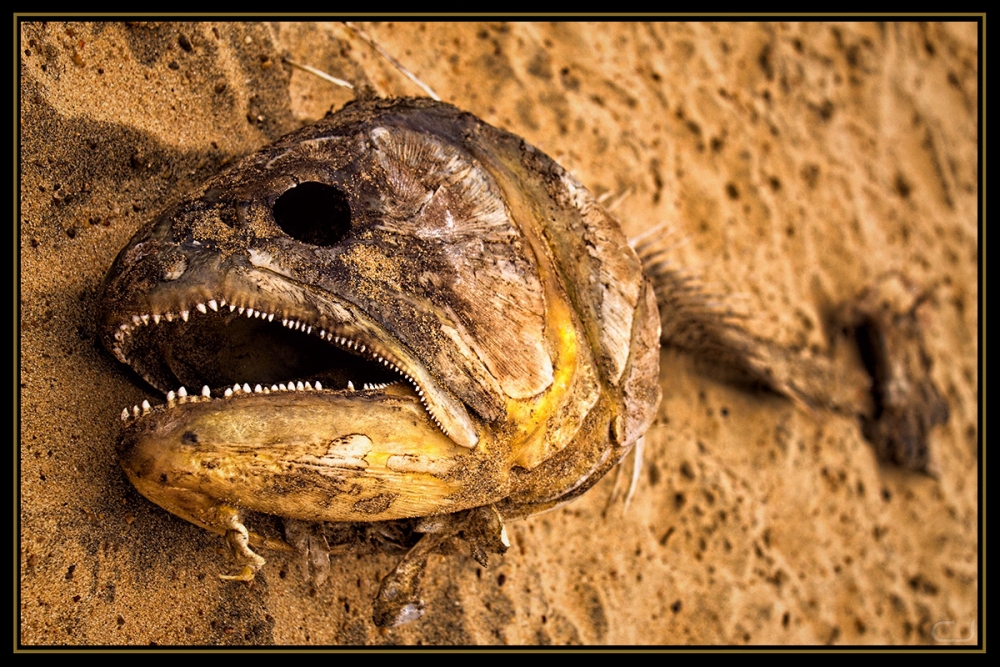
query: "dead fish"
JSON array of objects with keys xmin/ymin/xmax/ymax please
[{"xmin": 98, "ymin": 96, "xmax": 946, "ymax": 627}]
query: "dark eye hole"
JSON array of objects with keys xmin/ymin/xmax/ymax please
[{"xmin": 272, "ymin": 182, "xmax": 351, "ymax": 246}]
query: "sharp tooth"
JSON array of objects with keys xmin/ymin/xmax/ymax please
[
  {"xmin": 140, "ymin": 314, "xmax": 149, "ymax": 325},
  {"xmin": 165, "ymin": 313, "xmax": 174, "ymax": 322},
  {"xmin": 279, "ymin": 383, "xmax": 287, "ymax": 391},
  {"xmin": 233, "ymin": 383, "xmax": 242, "ymax": 393},
  {"xmin": 359, "ymin": 345, "xmax": 366, "ymax": 353},
  {"xmin": 114, "ymin": 331, "xmax": 123, "ymax": 341},
  {"xmin": 347, "ymin": 381, "xmax": 355, "ymax": 391},
  {"xmin": 305, "ymin": 381, "xmax": 313, "ymax": 390},
  {"xmin": 202, "ymin": 385, "xmax": 211, "ymax": 398},
  {"xmin": 121, "ymin": 408, "xmax": 129, "ymax": 421},
  {"xmin": 133, "ymin": 405, "xmax": 140, "ymax": 418},
  {"xmin": 120, "ymin": 324, "xmax": 129, "ymax": 331},
  {"xmin": 178, "ymin": 386, "xmax": 188, "ymax": 398},
  {"xmin": 320, "ymin": 330, "xmax": 326, "ymax": 338},
  {"xmin": 314, "ymin": 381, "xmax": 322, "ymax": 391},
  {"xmin": 141, "ymin": 400, "xmax": 151, "ymax": 414},
  {"xmin": 238, "ymin": 307, "xmax": 245, "ymax": 315},
  {"xmin": 363, "ymin": 383, "xmax": 371, "ymax": 390},
  {"xmin": 132, "ymin": 315, "xmax": 142, "ymax": 325},
  {"xmin": 296, "ymin": 381, "xmax": 305, "ymax": 391},
  {"xmin": 219, "ymin": 299, "xmax": 227, "ymax": 307},
  {"xmin": 294, "ymin": 321, "xmax": 301, "ymax": 331},
  {"xmin": 167, "ymin": 391, "xmax": 176, "ymax": 404},
  {"xmin": 270, "ymin": 385, "xmax": 279, "ymax": 392},
  {"xmin": 268, "ymin": 313, "xmax": 274, "ymax": 322},
  {"xmin": 306, "ymin": 325, "xmax": 312, "ymax": 334},
  {"xmin": 224, "ymin": 388, "xmax": 233, "ymax": 398},
  {"xmin": 243, "ymin": 383, "xmax": 251, "ymax": 393},
  {"xmin": 180, "ymin": 310, "xmax": 189, "ymax": 322},
  {"xmin": 229, "ymin": 304, "xmax": 236, "ymax": 312},
  {"xmin": 196, "ymin": 303, "xmax": 207, "ymax": 314},
  {"xmin": 208, "ymin": 300, "xmax": 219, "ymax": 312},
  {"xmin": 263, "ymin": 387, "xmax": 271, "ymax": 394},
  {"xmin": 153, "ymin": 314, "xmax": 161, "ymax": 325},
  {"xmin": 254, "ymin": 384, "xmax": 263, "ymax": 393}
]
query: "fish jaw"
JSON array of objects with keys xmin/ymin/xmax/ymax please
[
  {"xmin": 118, "ymin": 386, "xmax": 509, "ymax": 528},
  {"xmin": 99, "ymin": 217, "xmax": 481, "ymax": 449}
]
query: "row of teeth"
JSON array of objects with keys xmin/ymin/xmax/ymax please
[
  {"xmin": 112, "ymin": 298, "xmax": 313, "ymax": 359},
  {"xmin": 112, "ymin": 297, "xmax": 441, "ymax": 434},
  {"xmin": 113, "ymin": 298, "xmax": 410, "ymax": 379},
  {"xmin": 120, "ymin": 379, "xmax": 398, "ymax": 422}
]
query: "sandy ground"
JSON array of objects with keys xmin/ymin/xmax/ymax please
[{"xmin": 18, "ymin": 21, "xmax": 980, "ymax": 646}]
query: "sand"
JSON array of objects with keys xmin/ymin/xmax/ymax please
[{"xmin": 18, "ymin": 21, "xmax": 980, "ymax": 646}]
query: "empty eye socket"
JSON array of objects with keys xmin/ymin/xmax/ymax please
[{"xmin": 272, "ymin": 182, "xmax": 351, "ymax": 246}]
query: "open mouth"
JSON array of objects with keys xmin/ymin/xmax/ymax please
[
  {"xmin": 104, "ymin": 269, "xmax": 480, "ymax": 450},
  {"xmin": 113, "ymin": 296, "xmax": 404, "ymax": 414}
]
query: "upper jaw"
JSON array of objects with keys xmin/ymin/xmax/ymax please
[{"xmin": 100, "ymin": 235, "xmax": 481, "ymax": 449}]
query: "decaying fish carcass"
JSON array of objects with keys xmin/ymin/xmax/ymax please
[
  {"xmin": 99, "ymin": 97, "xmax": 663, "ymax": 626},
  {"xmin": 98, "ymin": 97, "xmax": 946, "ymax": 627}
]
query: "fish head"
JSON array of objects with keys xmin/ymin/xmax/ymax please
[{"xmin": 100, "ymin": 97, "xmax": 662, "ymax": 528}]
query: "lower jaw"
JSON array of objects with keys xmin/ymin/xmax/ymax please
[{"xmin": 117, "ymin": 382, "xmax": 503, "ymax": 526}]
